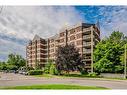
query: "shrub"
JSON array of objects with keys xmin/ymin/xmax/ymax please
[
  {"xmin": 28, "ymin": 70, "xmax": 43, "ymax": 75},
  {"xmin": 80, "ymin": 69, "xmax": 88, "ymax": 75},
  {"xmin": 44, "ymin": 60, "xmax": 53, "ymax": 74},
  {"xmin": 88, "ymin": 72, "xmax": 98, "ymax": 77},
  {"xmin": 49, "ymin": 64, "xmax": 58, "ymax": 75},
  {"xmin": 27, "ymin": 67, "xmax": 34, "ymax": 71}
]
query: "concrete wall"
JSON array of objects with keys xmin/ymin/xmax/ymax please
[{"xmin": 100, "ymin": 73, "xmax": 124, "ymax": 79}]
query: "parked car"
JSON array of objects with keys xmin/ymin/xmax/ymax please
[
  {"xmin": 22, "ymin": 71, "xmax": 28, "ymax": 75},
  {"xmin": 18, "ymin": 70, "xmax": 28, "ymax": 75}
]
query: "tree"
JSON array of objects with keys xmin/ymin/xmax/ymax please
[
  {"xmin": 94, "ymin": 31, "xmax": 127, "ymax": 73},
  {"xmin": 44, "ymin": 59, "xmax": 53, "ymax": 74},
  {"xmin": 49, "ymin": 64, "xmax": 58, "ymax": 75},
  {"xmin": 0, "ymin": 62, "xmax": 7, "ymax": 70},
  {"xmin": 7, "ymin": 53, "xmax": 26, "ymax": 69},
  {"xmin": 6, "ymin": 65, "xmax": 18, "ymax": 71},
  {"xmin": 35, "ymin": 60, "xmax": 41, "ymax": 70},
  {"xmin": 55, "ymin": 44, "xmax": 84, "ymax": 74}
]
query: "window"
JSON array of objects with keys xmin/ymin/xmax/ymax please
[
  {"xmin": 70, "ymin": 35, "xmax": 75, "ymax": 41},
  {"xmin": 70, "ymin": 42, "xmax": 75, "ymax": 45},
  {"xmin": 75, "ymin": 27, "xmax": 82, "ymax": 32},
  {"xmin": 51, "ymin": 49, "xmax": 54, "ymax": 52},
  {"xmin": 78, "ymin": 47, "xmax": 82, "ymax": 52},
  {"xmin": 51, "ymin": 44, "xmax": 54, "ymax": 47},
  {"xmin": 76, "ymin": 33, "xmax": 82, "ymax": 39},
  {"xmin": 60, "ymin": 32, "xmax": 65, "ymax": 37},
  {"xmin": 69, "ymin": 29, "xmax": 75, "ymax": 34},
  {"xmin": 60, "ymin": 38, "xmax": 64, "ymax": 43},
  {"xmin": 77, "ymin": 40, "xmax": 82, "ymax": 45},
  {"xmin": 50, "ymin": 39, "xmax": 54, "ymax": 43}
]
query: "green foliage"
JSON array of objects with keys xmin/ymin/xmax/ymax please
[
  {"xmin": 94, "ymin": 58, "xmax": 113, "ymax": 73},
  {"xmin": 6, "ymin": 65, "xmax": 18, "ymax": 70},
  {"xmin": 26, "ymin": 66, "xmax": 34, "ymax": 71},
  {"xmin": 88, "ymin": 72, "xmax": 98, "ymax": 77},
  {"xmin": 80, "ymin": 69, "xmax": 88, "ymax": 75},
  {"xmin": 120, "ymin": 44, "xmax": 127, "ymax": 68},
  {"xmin": 49, "ymin": 64, "xmax": 58, "ymax": 75},
  {"xmin": 55, "ymin": 44, "xmax": 85, "ymax": 74},
  {"xmin": 0, "ymin": 62, "xmax": 7, "ymax": 70},
  {"xmin": 44, "ymin": 60, "xmax": 53, "ymax": 74},
  {"xmin": 1, "ymin": 84, "xmax": 108, "ymax": 89},
  {"xmin": 7, "ymin": 53, "xmax": 26, "ymax": 68},
  {"xmin": 94, "ymin": 31, "xmax": 127, "ymax": 73},
  {"xmin": 28, "ymin": 70, "xmax": 43, "ymax": 75},
  {"xmin": 0, "ymin": 53, "xmax": 26, "ymax": 71},
  {"xmin": 35, "ymin": 60, "xmax": 41, "ymax": 70}
]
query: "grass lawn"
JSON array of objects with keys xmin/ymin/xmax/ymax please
[
  {"xmin": 32, "ymin": 74, "xmax": 101, "ymax": 79},
  {"xmin": 33, "ymin": 74, "xmax": 55, "ymax": 78},
  {"xmin": 32, "ymin": 74, "xmax": 127, "ymax": 80},
  {"xmin": 0, "ymin": 84, "xmax": 109, "ymax": 90}
]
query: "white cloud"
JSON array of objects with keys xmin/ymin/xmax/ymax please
[
  {"xmin": 99, "ymin": 6, "xmax": 127, "ymax": 38},
  {"xmin": 0, "ymin": 38, "xmax": 25, "ymax": 61},
  {"xmin": 1, "ymin": 6, "xmax": 127, "ymax": 61},
  {"xmin": 0, "ymin": 6, "xmax": 84, "ymax": 61}
]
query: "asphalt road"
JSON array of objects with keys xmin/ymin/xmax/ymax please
[{"xmin": 0, "ymin": 72, "xmax": 127, "ymax": 89}]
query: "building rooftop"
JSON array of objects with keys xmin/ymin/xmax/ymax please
[{"xmin": 30, "ymin": 22, "xmax": 100, "ymax": 42}]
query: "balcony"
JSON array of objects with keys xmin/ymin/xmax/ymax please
[
  {"xmin": 85, "ymin": 64, "xmax": 91, "ymax": 68},
  {"xmin": 83, "ymin": 49, "xmax": 91, "ymax": 54},
  {"xmin": 83, "ymin": 28, "xmax": 91, "ymax": 32},
  {"xmin": 83, "ymin": 41, "xmax": 95, "ymax": 47},
  {"xmin": 83, "ymin": 56, "xmax": 91, "ymax": 61},
  {"xmin": 83, "ymin": 35, "xmax": 91, "ymax": 41},
  {"xmin": 83, "ymin": 42, "xmax": 91, "ymax": 47}
]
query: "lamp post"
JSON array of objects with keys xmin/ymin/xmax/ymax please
[{"xmin": 124, "ymin": 44, "xmax": 127, "ymax": 79}]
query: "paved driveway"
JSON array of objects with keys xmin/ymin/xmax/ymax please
[{"xmin": 0, "ymin": 72, "xmax": 127, "ymax": 89}]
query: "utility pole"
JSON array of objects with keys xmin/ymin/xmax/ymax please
[{"xmin": 124, "ymin": 44, "xmax": 127, "ymax": 79}]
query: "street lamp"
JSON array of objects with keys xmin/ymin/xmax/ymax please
[{"xmin": 124, "ymin": 44, "xmax": 127, "ymax": 79}]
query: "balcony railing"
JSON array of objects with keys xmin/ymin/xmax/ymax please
[
  {"xmin": 83, "ymin": 42, "xmax": 91, "ymax": 46},
  {"xmin": 83, "ymin": 49, "xmax": 91, "ymax": 53},
  {"xmin": 83, "ymin": 35, "xmax": 91, "ymax": 39},
  {"xmin": 84, "ymin": 56, "xmax": 91, "ymax": 59},
  {"xmin": 83, "ymin": 28, "xmax": 91, "ymax": 32}
]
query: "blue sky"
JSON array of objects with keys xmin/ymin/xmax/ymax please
[{"xmin": 0, "ymin": 6, "xmax": 127, "ymax": 61}]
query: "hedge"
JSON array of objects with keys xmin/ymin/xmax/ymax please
[{"xmin": 28, "ymin": 70, "xmax": 43, "ymax": 75}]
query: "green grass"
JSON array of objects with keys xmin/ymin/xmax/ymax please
[
  {"xmin": 32, "ymin": 74, "xmax": 101, "ymax": 79},
  {"xmin": 33, "ymin": 74, "xmax": 55, "ymax": 78},
  {"xmin": 60, "ymin": 74, "xmax": 100, "ymax": 78},
  {"xmin": 0, "ymin": 84, "xmax": 109, "ymax": 90},
  {"xmin": 32, "ymin": 74, "xmax": 127, "ymax": 80}
]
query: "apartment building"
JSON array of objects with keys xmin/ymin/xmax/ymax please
[
  {"xmin": 26, "ymin": 35, "xmax": 47, "ymax": 68},
  {"xmin": 26, "ymin": 22, "xmax": 100, "ymax": 71}
]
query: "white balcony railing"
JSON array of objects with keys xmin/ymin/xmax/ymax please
[
  {"xmin": 83, "ymin": 49, "xmax": 91, "ymax": 53},
  {"xmin": 83, "ymin": 35, "xmax": 91, "ymax": 39},
  {"xmin": 83, "ymin": 42, "xmax": 91, "ymax": 46},
  {"xmin": 83, "ymin": 28, "xmax": 91, "ymax": 32}
]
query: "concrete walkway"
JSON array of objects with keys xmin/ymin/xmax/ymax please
[{"xmin": 0, "ymin": 72, "xmax": 127, "ymax": 89}]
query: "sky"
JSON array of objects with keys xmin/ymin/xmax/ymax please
[{"xmin": 0, "ymin": 6, "xmax": 127, "ymax": 61}]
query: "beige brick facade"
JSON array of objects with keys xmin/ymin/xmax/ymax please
[{"xmin": 26, "ymin": 23, "xmax": 100, "ymax": 71}]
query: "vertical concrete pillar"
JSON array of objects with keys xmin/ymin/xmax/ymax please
[{"xmin": 91, "ymin": 26, "xmax": 94, "ymax": 73}]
